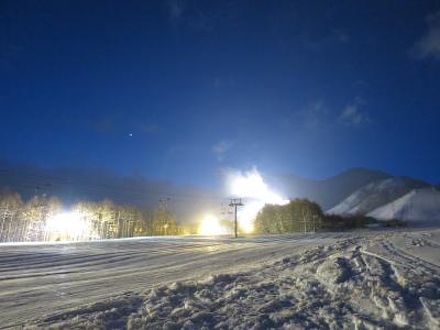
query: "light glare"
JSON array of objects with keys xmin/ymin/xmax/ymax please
[
  {"xmin": 226, "ymin": 168, "xmax": 288, "ymax": 233},
  {"xmin": 198, "ymin": 214, "xmax": 229, "ymax": 236},
  {"xmin": 45, "ymin": 211, "xmax": 91, "ymax": 241}
]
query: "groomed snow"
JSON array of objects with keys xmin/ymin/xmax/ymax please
[{"xmin": 1, "ymin": 230, "xmax": 440, "ymax": 329}]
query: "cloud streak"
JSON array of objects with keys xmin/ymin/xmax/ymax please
[
  {"xmin": 339, "ymin": 98, "xmax": 370, "ymax": 127},
  {"xmin": 412, "ymin": 10, "xmax": 440, "ymax": 60},
  {"xmin": 212, "ymin": 140, "xmax": 234, "ymax": 161},
  {"xmin": 284, "ymin": 97, "xmax": 370, "ymax": 131},
  {"xmin": 167, "ymin": 0, "xmax": 185, "ymax": 21}
]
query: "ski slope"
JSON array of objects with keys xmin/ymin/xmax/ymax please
[
  {"xmin": 368, "ymin": 188, "xmax": 440, "ymax": 225},
  {"xmin": 1, "ymin": 230, "xmax": 440, "ymax": 329},
  {"xmin": 327, "ymin": 177, "xmax": 428, "ymax": 215}
]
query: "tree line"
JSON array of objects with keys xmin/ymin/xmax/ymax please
[
  {"xmin": 254, "ymin": 198, "xmax": 377, "ymax": 234},
  {"xmin": 0, "ymin": 190, "xmax": 394, "ymax": 242},
  {"xmin": 0, "ymin": 189, "xmax": 183, "ymax": 243}
]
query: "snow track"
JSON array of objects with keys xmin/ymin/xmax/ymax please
[{"xmin": 1, "ymin": 231, "xmax": 440, "ymax": 329}]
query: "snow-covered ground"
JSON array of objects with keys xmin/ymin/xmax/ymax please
[{"xmin": 1, "ymin": 230, "xmax": 440, "ymax": 329}]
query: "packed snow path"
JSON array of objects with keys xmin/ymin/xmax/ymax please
[{"xmin": 1, "ymin": 230, "xmax": 439, "ymax": 329}]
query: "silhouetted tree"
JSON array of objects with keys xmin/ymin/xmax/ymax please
[{"xmin": 255, "ymin": 199, "xmax": 323, "ymax": 234}]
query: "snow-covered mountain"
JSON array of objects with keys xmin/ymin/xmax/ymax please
[
  {"xmin": 1, "ymin": 159, "xmax": 437, "ymax": 225},
  {"xmin": 368, "ymin": 188, "xmax": 440, "ymax": 226},
  {"xmin": 270, "ymin": 168, "xmax": 391, "ymax": 210},
  {"xmin": 327, "ymin": 177, "xmax": 428, "ymax": 215},
  {"xmin": 1, "ymin": 161, "xmax": 391, "ymax": 213}
]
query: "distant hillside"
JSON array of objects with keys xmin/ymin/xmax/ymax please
[
  {"xmin": 0, "ymin": 160, "xmax": 220, "ymax": 223},
  {"xmin": 1, "ymin": 160, "xmax": 433, "ymax": 224},
  {"xmin": 270, "ymin": 168, "xmax": 391, "ymax": 210},
  {"xmin": 368, "ymin": 188, "xmax": 440, "ymax": 226},
  {"xmin": 327, "ymin": 177, "xmax": 429, "ymax": 215}
]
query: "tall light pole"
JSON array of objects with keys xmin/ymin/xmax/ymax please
[{"xmin": 229, "ymin": 198, "xmax": 244, "ymax": 238}]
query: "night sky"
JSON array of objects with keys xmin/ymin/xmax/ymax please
[{"xmin": 1, "ymin": 1, "xmax": 440, "ymax": 187}]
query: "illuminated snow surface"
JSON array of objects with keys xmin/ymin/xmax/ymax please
[{"xmin": 1, "ymin": 230, "xmax": 440, "ymax": 329}]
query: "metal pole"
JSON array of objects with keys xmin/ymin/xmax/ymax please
[
  {"xmin": 229, "ymin": 198, "xmax": 243, "ymax": 239},
  {"xmin": 234, "ymin": 204, "xmax": 238, "ymax": 238}
]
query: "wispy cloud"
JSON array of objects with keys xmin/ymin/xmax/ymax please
[
  {"xmin": 339, "ymin": 97, "xmax": 370, "ymax": 126},
  {"xmin": 281, "ymin": 101, "xmax": 332, "ymax": 132},
  {"xmin": 411, "ymin": 10, "xmax": 440, "ymax": 60},
  {"xmin": 212, "ymin": 140, "xmax": 234, "ymax": 162},
  {"xmin": 167, "ymin": 0, "xmax": 185, "ymax": 21},
  {"xmin": 304, "ymin": 101, "xmax": 328, "ymax": 128},
  {"xmin": 283, "ymin": 97, "xmax": 370, "ymax": 131},
  {"xmin": 293, "ymin": 101, "xmax": 330, "ymax": 129}
]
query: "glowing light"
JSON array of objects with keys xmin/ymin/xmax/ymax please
[
  {"xmin": 238, "ymin": 200, "xmax": 262, "ymax": 233},
  {"xmin": 227, "ymin": 168, "xmax": 287, "ymax": 204},
  {"xmin": 198, "ymin": 214, "xmax": 229, "ymax": 236},
  {"xmin": 226, "ymin": 168, "xmax": 288, "ymax": 233},
  {"xmin": 45, "ymin": 211, "xmax": 92, "ymax": 241}
]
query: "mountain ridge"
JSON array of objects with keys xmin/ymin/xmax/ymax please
[
  {"xmin": 270, "ymin": 168, "xmax": 392, "ymax": 210},
  {"xmin": 327, "ymin": 176, "xmax": 430, "ymax": 215},
  {"xmin": 0, "ymin": 160, "xmax": 432, "ymax": 221},
  {"xmin": 367, "ymin": 188, "xmax": 440, "ymax": 226}
]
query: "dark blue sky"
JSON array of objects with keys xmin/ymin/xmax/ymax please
[{"xmin": 1, "ymin": 1, "xmax": 440, "ymax": 187}]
